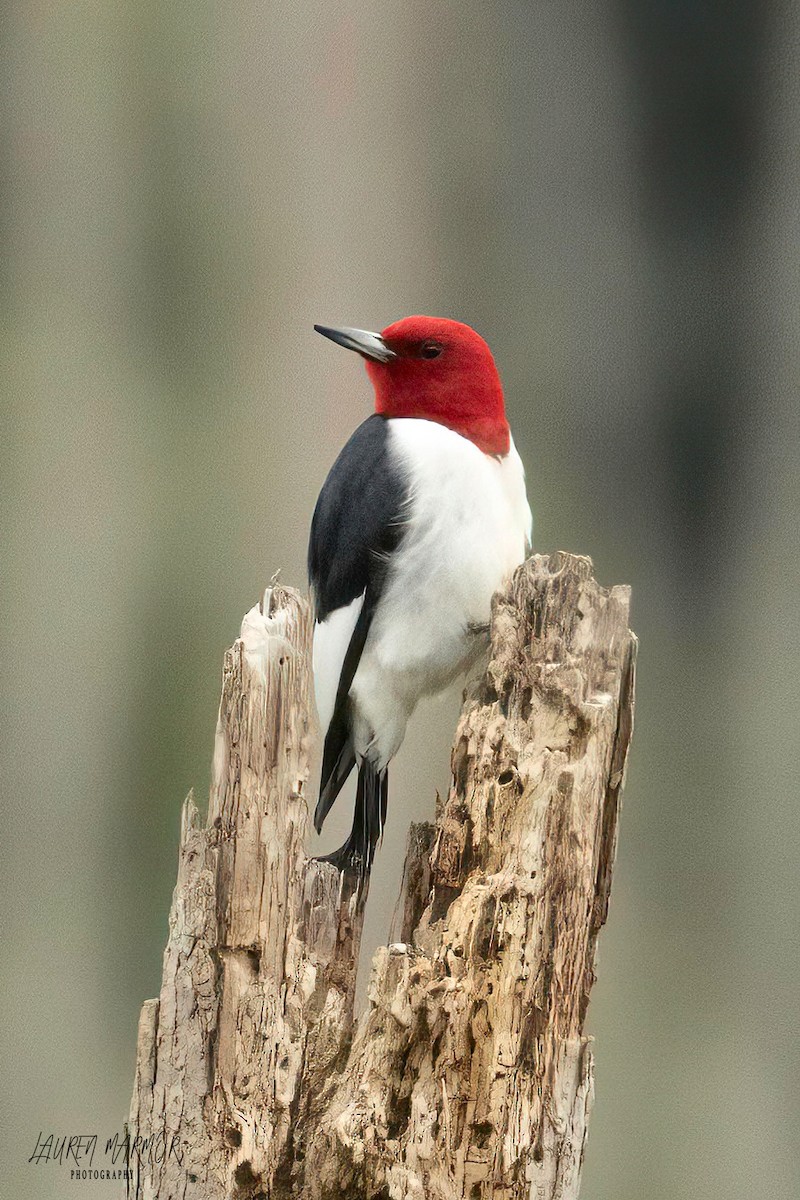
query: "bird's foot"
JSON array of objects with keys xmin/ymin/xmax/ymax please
[{"xmin": 315, "ymin": 841, "xmax": 372, "ymax": 881}]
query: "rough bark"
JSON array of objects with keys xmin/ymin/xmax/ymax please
[
  {"xmin": 127, "ymin": 586, "xmax": 369, "ymax": 1200},
  {"xmin": 128, "ymin": 552, "xmax": 636, "ymax": 1200}
]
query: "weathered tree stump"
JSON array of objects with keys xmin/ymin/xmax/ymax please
[{"xmin": 128, "ymin": 552, "xmax": 636, "ymax": 1200}]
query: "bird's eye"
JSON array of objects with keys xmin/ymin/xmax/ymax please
[{"xmin": 420, "ymin": 341, "xmax": 443, "ymax": 359}]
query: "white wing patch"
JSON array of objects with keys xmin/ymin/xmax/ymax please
[{"xmin": 312, "ymin": 592, "xmax": 365, "ymax": 738}]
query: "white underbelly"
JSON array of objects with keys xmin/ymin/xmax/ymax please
[{"xmin": 351, "ymin": 418, "xmax": 531, "ymax": 765}]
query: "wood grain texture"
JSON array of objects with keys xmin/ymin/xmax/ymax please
[
  {"xmin": 128, "ymin": 554, "xmax": 636, "ymax": 1200},
  {"xmin": 127, "ymin": 585, "xmax": 368, "ymax": 1200}
]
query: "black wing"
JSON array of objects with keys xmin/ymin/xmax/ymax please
[{"xmin": 308, "ymin": 414, "xmax": 409, "ymax": 830}]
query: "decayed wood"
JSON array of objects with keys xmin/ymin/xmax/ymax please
[
  {"xmin": 127, "ymin": 585, "xmax": 369, "ymax": 1199},
  {"xmin": 128, "ymin": 553, "xmax": 635, "ymax": 1200},
  {"xmin": 299, "ymin": 552, "xmax": 636, "ymax": 1200}
]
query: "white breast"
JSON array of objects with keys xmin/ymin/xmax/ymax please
[{"xmin": 350, "ymin": 417, "xmax": 531, "ymax": 767}]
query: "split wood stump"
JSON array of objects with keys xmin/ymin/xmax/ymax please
[{"xmin": 128, "ymin": 552, "xmax": 636, "ymax": 1200}]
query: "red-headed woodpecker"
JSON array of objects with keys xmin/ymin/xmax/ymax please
[{"xmin": 308, "ymin": 316, "xmax": 532, "ymax": 877}]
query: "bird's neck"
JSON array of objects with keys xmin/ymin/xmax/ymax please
[{"xmin": 368, "ymin": 372, "xmax": 510, "ymax": 456}]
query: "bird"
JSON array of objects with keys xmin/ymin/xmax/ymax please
[{"xmin": 308, "ymin": 316, "xmax": 532, "ymax": 880}]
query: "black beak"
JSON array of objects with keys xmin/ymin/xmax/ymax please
[{"xmin": 314, "ymin": 324, "xmax": 396, "ymax": 363}]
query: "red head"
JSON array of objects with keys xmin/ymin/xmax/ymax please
[{"xmin": 315, "ymin": 316, "xmax": 510, "ymax": 456}]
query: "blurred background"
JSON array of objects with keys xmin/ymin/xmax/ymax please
[{"xmin": 3, "ymin": 2, "xmax": 798, "ymax": 1197}]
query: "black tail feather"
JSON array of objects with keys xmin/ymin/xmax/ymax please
[
  {"xmin": 317, "ymin": 760, "xmax": 387, "ymax": 879},
  {"xmin": 313, "ymin": 600, "xmax": 374, "ymax": 835},
  {"xmin": 314, "ymin": 732, "xmax": 356, "ymax": 834},
  {"xmin": 379, "ymin": 769, "xmax": 388, "ymax": 833}
]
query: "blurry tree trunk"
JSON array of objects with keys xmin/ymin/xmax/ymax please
[{"xmin": 128, "ymin": 552, "xmax": 636, "ymax": 1200}]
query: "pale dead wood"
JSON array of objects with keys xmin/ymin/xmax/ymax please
[
  {"xmin": 128, "ymin": 553, "xmax": 636, "ymax": 1200},
  {"xmin": 127, "ymin": 585, "xmax": 369, "ymax": 1200}
]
